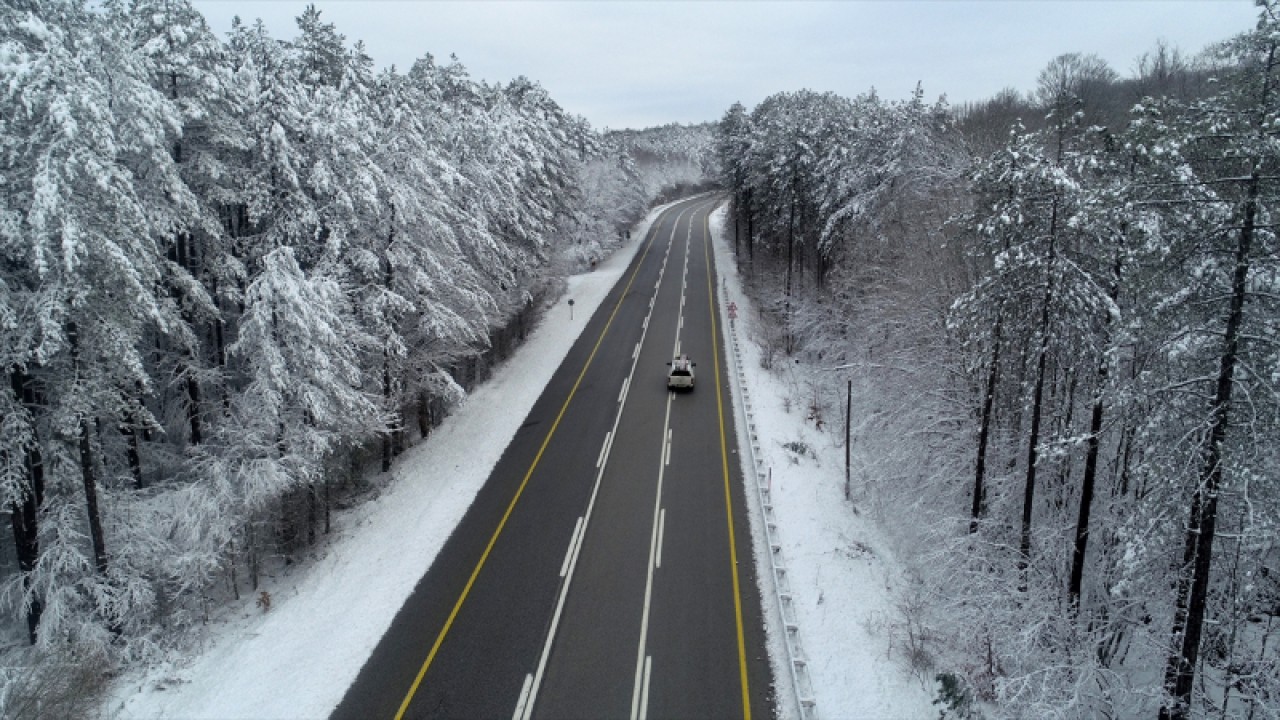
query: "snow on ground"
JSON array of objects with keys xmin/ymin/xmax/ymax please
[
  {"xmin": 709, "ymin": 206, "xmax": 935, "ymax": 719},
  {"xmin": 107, "ymin": 209, "xmax": 663, "ymax": 720},
  {"xmin": 107, "ymin": 199, "xmax": 933, "ymax": 720}
]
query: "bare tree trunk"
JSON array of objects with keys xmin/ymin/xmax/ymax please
[
  {"xmin": 1070, "ymin": 240, "xmax": 1123, "ymax": 611},
  {"xmin": 216, "ymin": 318, "xmax": 229, "ymax": 413},
  {"xmin": 9, "ymin": 490, "xmax": 41, "ymax": 644},
  {"xmin": 784, "ymin": 195, "xmax": 797, "ymax": 354},
  {"xmin": 8, "ymin": 368, "xmax": 44, "ymax": 644},
  {"xmin": 844, "ymin": 379, "xmax": 852, "ymax": 500},
  {"xmin": 1019, "ymin": 201, "xmax": 1058, "ymax": 588},
  {"xmin": 185, "ymin": 370, "xmax": 202, "ymax": 445},
  {"xmin": 381, "ymin": 348, "xmax": 393, "ymax": 473},
  {"xmin": 417, "ymin": 391, "xmax": 431, "ymax": 437},
  {"xmin": 971, "ymin": 310, "xmax": 1002, "ymax": 533},
  {"xmin": 1054, "ymin": 366, "xmax": 1079, "ymax": 502},
  {"xmin": 324, "ymin": 477, "xmax": 331, "ymax": 535},
  {"xmin": 170, "ymin": 230, "xmax": 204, "ymax": 446},
  {"xmin": 121, "ymin": 397, "xmax": 144, "ymax": 489},
  {"xmin": 1069, "ymin": 363, "xmax": 1106, "ymax": 611},
  {"xmin": 1113, "ymin": 421, "xmax": 1135, "ymax": 498},
  {"xmin": 278, "ymin": 491, "xmax": 295, "ymax": 564},
  {"xmin": 733, "ymin": 194, "xmax": 740, "ymax": 256},
  {"xmin": 786, "ymin": 195, "xmax": 795, "ymax": 297},
  {"xmin": 382, "ymin": 227, "xmax": 397, "ymax": 473},
  {"xmin": 66, "ymin": 323, "xmax": 108, "ymax": 577},
  {"xmin": 79, "ymin": 419, "xmax": 108, "ymax": 577},
  {"xmin": 1019, "ymin": 313, "xmax": 1050, "ymax": 589},
  {"xmin": 227, "ymin": 538, "xmax": 240, "ymax": 601},
  {"xmin": 247, "ymin": 521, "xmax": 260, "ymax": 591},
  {"xmin": 307, "ymin": 482, "xmax": 317, "ymax": 546},
  {"xmin": 1161, "ymin": 166, "xmax": 1257, "ymax": 720}
]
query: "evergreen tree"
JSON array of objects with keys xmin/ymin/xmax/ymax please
[{"xmin": 1157, "ymin": 4, "xmax": 1280, "ymax": 715}]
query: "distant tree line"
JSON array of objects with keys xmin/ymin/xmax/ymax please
[
  {"xmin": 717, "ymin": 4, "xmax": 1279, "ymax": 718},
  {"xmin": 0, "ymin": 0, "xmax": 705, "ymax": 676}
]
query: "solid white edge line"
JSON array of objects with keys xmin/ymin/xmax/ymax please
[
  {"xmin": 597, "ymin": 431, "xmax": 612, "ymax": 469},
  {"xmin": 656, "ymin": 509, "xmax": 665, "ymax": 570},
  {"xmin": 639, "ymin": 655, "xmax": 653, "ymax": 720},
  {"xmin": 559, "ymin": 517, "xmax": 584, "ymax": 578},
  {"xmin": 512, "ymin": 673, "xmax": 534, "ymax": 720}
]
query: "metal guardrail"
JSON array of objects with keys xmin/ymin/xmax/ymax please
[{"xmin": 717, "ymin": 278, "xmax": 818, "ymax": 720}]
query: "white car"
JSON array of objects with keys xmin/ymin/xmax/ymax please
[{"xmin": 667, "ymin": 355, "xmax": 696, "ymax": 391}]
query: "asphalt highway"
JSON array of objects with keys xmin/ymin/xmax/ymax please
[{"xmin": 332, "ymin": 196, "xmax": 773, "ymax": 720}]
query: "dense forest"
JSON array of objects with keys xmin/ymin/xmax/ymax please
[
  {"xmin": 0, "ymin": 0, "xmax": 713, "ymax": 707},
  {"xmin": 4, "ymin": 0, "xmax": 1277, "ymax": 716},
  {"xmin": 721, "ymin": 2, "xmax": 1280, "ymax": 712},
  {"xmin": 717, "ymin": 3, "xmax": 1279, "ymax": 718}
]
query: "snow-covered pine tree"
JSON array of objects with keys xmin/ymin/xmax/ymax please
[
  {"xmin": 717, "ymin": 102, "xmax": 754, "ymax": 258},
  {"xmin": 116, "ymin": 0, "xmax": 247, "ymax": 463},
  {"xmin": 0, "ymin": 0, "xmax": 195, "ymax": 648},
  {"xmin": 210, "ymin": 245, "xmax": 385, "ymax": 538},
  {"xmin": 1156, "ymin": 4, "xmax": 1280, "ymax": 715},
  {"xmin": 360, "ymin": 63, "xmax": 493, "ymax": 469}
]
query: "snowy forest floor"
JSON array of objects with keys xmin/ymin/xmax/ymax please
[{"xmin": 103, "ymin": 200, "xmax": 934, "ymax": 719}]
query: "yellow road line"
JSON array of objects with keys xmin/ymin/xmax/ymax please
[
  {"xmin": 393, "ymin": 204, "xmax": 678, "ymax": 720},
  {"xmin": 701, "ymin": 200, "xmax": 752, "ymax": 720}
]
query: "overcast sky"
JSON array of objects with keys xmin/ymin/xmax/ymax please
[{"xmin": 190, "ymin": 1, "xmax": 1258, "ymax": 130}]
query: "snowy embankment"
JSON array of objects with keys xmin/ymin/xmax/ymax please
[
  {"xmin": 106, "ymin": 209, "xmax": 664, "ymax": 720},
  {"xmin": 709, "ymin": 206, "xmax": 935, "ymax": 719}
]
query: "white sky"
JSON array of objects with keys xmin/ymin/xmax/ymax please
[{"xmin": 190, "ymin": 0, "xmax": 1259, "ymax": 130}]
